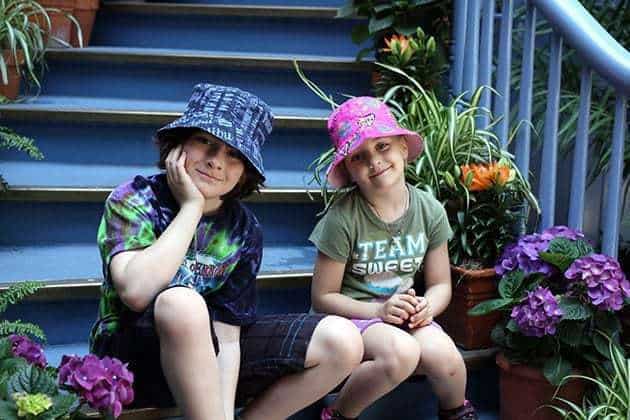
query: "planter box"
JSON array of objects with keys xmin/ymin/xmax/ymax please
[
  {"xmin": 37, "ymin": 0, "xmax": 75, "ymax": 46},
  {"xmin": 436, "ymin": 266, "xmax": 501, "ymax": 349},
  {"xmin": 496, "ymin": 353, "xmax": 586, "ymax": 420},
  {"xmin": 71, "ymin": 0, "xmax": 100, "ymax": 47},
  {"xmin": 0, "ymin": 50, "xmax": 24, "ymax": 100}
]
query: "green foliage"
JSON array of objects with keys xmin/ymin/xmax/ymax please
[
  {"xmin": 0, "ymin": 0, "xmax": 83, "ymax": 97},
  {"xmin": 0, "ymin": 126, "xmax": 43, "ymax": 192},
  {"xmin": 540, "ymin": 238, "xmax": 594, "ymax": 272},
  {"xmin": 0, "ymin": 343, "xmax": 81, "ymax": 420},
  {"xmin": 509, "ymin": 0, "xmax": 630, "ymax": 189},
  {"xmin": 338, "ymin": 0, "xmax": 449, "ymax": 59},
  {"xmin": 372, "ymin": 27, "xmax": 448, "ymax": 106},
  {"xmin": 546, "ymin": 335, "xmax": 629, "ymax": 419},
  {"xmin": 0, "ymin": 283, "xmax": 45, "ymax": 342}
]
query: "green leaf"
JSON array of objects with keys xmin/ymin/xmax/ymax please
[
  {"xmin": 506, "ymin": 319, "xmax": 519, "ymax": 333},
  {"xmin": 0, "ymin": 400, "xmax": 18, "ymax": 420},
  {"xmin": 538, "ymin": 251, "xmax": 574, "ymax": 272},
  {"xmin": 594, "ymin": 311, "xmax": 621, "ymax": 337},
  {"xmin": 556, "ymin": 322, "xmax": 584, "ymax": 347},
  {"xmin": 558, "ymin": 297, "xmax": 592, "ymax": 320},
  {"xmin": 41, "ymin": 392, "xmax": 80, "ymax": 420},
  {"xmin": 490, "ymin": 323, "xmax": 507, "ymax": 346},
  {"xmin": 336, "ymin": 3, "xmax": 356, "ymax": 18},
  {"xmin": 543, "ymin": 355, "xmax": 572, "ymax": 386},
  {"xmin": 368, "ymin": 15, "xmax": 395, "ymax": 34},
  {"xmin": 7, "ymin": 365, "xmax": 57, "ymax": 396},
  {"xmin": 592, "ymin": 333, "xmax": 611, "ymax": 359},
  {"xmin": 351, "ymin": 24, "xmax": 370, "ymax": 45},
  {"xmin": 498, "ymin": 270, "xmax": 525, "ymax": 299},
  {"xmin": 468, "ymin": 298, "xmax": 513, "ymax": 316}
]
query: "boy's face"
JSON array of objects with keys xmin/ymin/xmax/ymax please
[
  {"xmin": 182, "ymin": 131, "xmax": 246, "ymax": 201},
  {"xmin": 344, "ymin": 135, "xmax": 408, "ymax": 192}
]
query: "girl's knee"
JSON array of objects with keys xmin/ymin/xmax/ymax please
[
  {"xmin": 307, "ymin": 316, "xmax": 364, "ymax": 370},
  {"xmin": 379, "ymin": 335, "xmax": 421, "ymax": 383},
  {"xmin": 421, "ymin": 344, "xmax": 466, "ymax": 378},
  {"xmin": 154, "ymin": 287, "xmax": 209, "ymax": 339}
]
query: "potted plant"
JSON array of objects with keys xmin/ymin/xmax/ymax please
[
  {"xmin": 0, "ymin": 0, "xmax": 82, "ymax": 101},
  {"xmin": 70, "ymin": 0, "xmax": 100, "ymax": 47},
  {"xmin": 546, "ymin": 335, "xmax": 629, "ymax": 419},
  {"xmin": 0, "ymin": 283, "xmax": 135, "ymax": 419},
  {"xmin": 34, "ymin": 0, "xmax": 82, "ymax": 47},
  {"xmin": 470, "ymin": 226, "xmax": 630, "ymax": 419},
  {"xmin": 337, "ymin": 0, "xmax": 449, "ymax": 60},
  {"xmin": 383, "ymin": 65, "xmax": 539, "ymax": 349}
]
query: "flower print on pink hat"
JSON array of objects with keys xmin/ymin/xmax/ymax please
[{"xmin": 326, "ymin": 96, "xmax": 423, "ymax": 188}]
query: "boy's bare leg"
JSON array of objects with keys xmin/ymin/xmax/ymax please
[
  {"xmin": 242, "ymin": 316, "xmax": 363, "ymax": 420},
  {"xmin": 154, "ymin": 288, "xmax": 225, "ymax": 420},
  {"xmin": 412, "ymin": 325, "xmax": 467, "ymax": 409},
  {"xmin": 330, "ymin": 323, "xmax": 420, "ymax": 418}
]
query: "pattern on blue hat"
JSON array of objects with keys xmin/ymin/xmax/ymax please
[{"xmin": 157, "ymin": 84, "xmax": 274, "ymax": 179}]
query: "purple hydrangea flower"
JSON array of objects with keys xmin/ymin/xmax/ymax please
[
  {"xmin": 565, "ymin": 254, "xmax": 630, "ymax": 311},
  {"xmin": 8, "ymin": 335, "xmax": 47, "ymax": 368},
  {"xmin": 510, "ymin": 286, "xmax": 564, "ymax": 337},
  {"xmin": 59, "ymin": 354, "xmax": 134, "ymax": 418},
  {"xmin": 495, "ymin": 225, "xmax": 586, "ymax": 276}
]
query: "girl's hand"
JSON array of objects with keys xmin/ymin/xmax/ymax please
[
  {"xmin": 408, "ymin": 296, "xmax": 433, "ymax": 329},
  {"xmin": 377, "ymin": 293, "xmax": 418, "ymax": 325},
  {"xmin": 165, "ymin": 146, "xmax": 204, "ymax": 209}
]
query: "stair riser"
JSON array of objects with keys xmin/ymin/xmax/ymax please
[
  {"xmin": 0, "ymin": 201, "xmax": 321, "ymax": 246},
  {"xmin": 5, "ymin": 287, "xmax": 311, "ymax": 345},
  {"xmin": 1, "ymin": 121, "xmax": 328, "ymax": 188},
  {"xmin": 92, "ymin": 12, "xmax": 362, "ymax": 57},
  {"xmin": 146, "ymin": 0, "xmax": 344, "ymax": 6},
  {"xmin": 41, "ymin": 59, "xmax": 370, "ymax": 108}
]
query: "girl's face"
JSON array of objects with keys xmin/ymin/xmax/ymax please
[
  {"xmin": 344, "ymin": 135, "xmax": 408, "ymax": 192},
  {"xmin": 182, "ymin": 131, "xmax": 246, "ymax": 200}
]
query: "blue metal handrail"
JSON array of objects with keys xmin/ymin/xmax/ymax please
[
  {"xmin": 451, "ymin": 0, "xmax": 629, "ymax": 257},
  {"xmin": 531, "ymin": 0, "xmax": 630, "ymax": 95}
]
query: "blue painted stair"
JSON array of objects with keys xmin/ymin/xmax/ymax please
[{"xmin": 0, "ymin": 1, "xmax": 499, "ymax": 418}]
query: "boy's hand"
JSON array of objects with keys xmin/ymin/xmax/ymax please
[
  {"xmin": 377, "ymin": 293, "xmax": 418, "ymax": 325},
  {"xmin": 166, "ymin": 145, "xmax": 205, "ymax": 209},
  {"xmin": 408, "ymin": 296, "xmax": 433, "ymax": 329}
]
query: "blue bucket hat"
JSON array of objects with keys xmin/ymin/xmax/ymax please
[{"xmin": 156, "ymin": 83, "xmax": 274, "ymax": 180}]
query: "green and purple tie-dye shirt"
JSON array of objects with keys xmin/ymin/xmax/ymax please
[{"xmin": 90, "ymin": 174, "xmax": 262, "ymax": 348}]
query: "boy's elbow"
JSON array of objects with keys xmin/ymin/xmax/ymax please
[{"xmin": 118, "ymin": 288, "xmax": 150, "ymax": 313}]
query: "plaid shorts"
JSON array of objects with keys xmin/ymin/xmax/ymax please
[{"xmin": 91, "ymin": 294, "xmax": 325, "ymax": 408}]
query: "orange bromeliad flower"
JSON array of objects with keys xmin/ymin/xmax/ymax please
[
  {"xmin": 460, "ymin": 162, "xmax": 511, "ymax": 191},
  {"xmin": 382, "ymin": 34, "xmax": 410, "ymax": 53}
]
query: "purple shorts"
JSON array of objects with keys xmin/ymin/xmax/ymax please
[{"xmin": 351, "ymin": 318, "xmax": 442, "ymax": 334}]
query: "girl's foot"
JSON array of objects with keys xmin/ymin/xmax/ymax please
[
  {"xmin": 320, "ymin": 407, "xmax": 358, "ymax": 420},
  {"xmin": 438, "ymin": 400, "xmax": 478, "ymax": 420}
]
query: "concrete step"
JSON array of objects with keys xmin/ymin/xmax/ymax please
[
  {"xmin": 40, "ymin": 48, "xmax": 370, "ymax": 108},
  {"xmin": 92, "ymin": 2, "xmax": 364, "ymax": 57}
]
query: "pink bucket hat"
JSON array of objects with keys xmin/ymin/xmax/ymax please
[{"xmin": 326, "ymin": 96, "xmax": 423, "ymax": 188}]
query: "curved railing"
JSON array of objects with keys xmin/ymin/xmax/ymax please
[{"xmin": 451, "ymin": 0, "xmax": 629, "ymax": 257}]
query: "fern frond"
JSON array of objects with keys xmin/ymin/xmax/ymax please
[
  {"xmin": 0, "ymin": 320, "xmax": 46, "ymax": 342},
  {"xmin": 0, "ymin": 282, "xmax": 42, "ymax": 314},
  {"xmin": 0, "ymin": 126, "xmax": 44, "ymax": 160}
]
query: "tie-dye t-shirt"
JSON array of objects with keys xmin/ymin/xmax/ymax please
[
  {"xmin": 309, "ymin": 185, "xmax": 452, "ymax": 301},
  {"xmin": 90, "ymin": 174, "xmax": 262, "ymax": 347}
]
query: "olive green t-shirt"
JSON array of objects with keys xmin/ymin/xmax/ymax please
[{"xmin": 309, "ymin": 185, "xmax": 453, "ymax": 301}]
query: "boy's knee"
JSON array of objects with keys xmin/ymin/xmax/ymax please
[
  {"xmin": 381, "ymin": 336, "xmax": 420, "ymax": 383},
  {"xmin": 308, "ymin": 316, "xmax": 364, "ymax": 370},
  {"xmin": 154, "ymin": 287, "xmax": 209, "ymax": 339}
]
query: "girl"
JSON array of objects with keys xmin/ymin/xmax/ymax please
[
  {"xmin": 309, "ymin": 97, "xmax": 478, "ymax": 420},
  {"xmin": 90, "ymin": 84, "xmax": 363, "ymax": 420}
]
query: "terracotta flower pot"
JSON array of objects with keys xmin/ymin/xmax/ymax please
[
  {"xmin": 496, "ymin": 353, "xmax": 587, "ymax": 420},
  {"xmin": 71, "ymin": 0, "xmax": 100, "ymax": 47},
  {"xmin": 36, "ymin": 0, "xmax": 75, "ymax": 46},
  {"xmin": 436, "ymin": 265, "xmax": 501, "ymax": 349},
  {"xmin": 0, "ymin": 50, "xmax": 25, "ymax": 100}
]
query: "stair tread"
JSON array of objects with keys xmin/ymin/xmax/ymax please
[
  {"xmin": 1, "ymin": 165, "xmax": 319, "ymax": 190},
  {"xmin": 0, "ymin": 243, "xmax": 317, "ymax": 284},
  {"xmin": 49, "ymin": 46, "xmax": 369, "ymax": 66},
  {"xmin": 0, "ymin": 96, "xmax": 331, "ymax": 118}
]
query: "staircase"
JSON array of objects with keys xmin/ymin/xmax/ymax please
[{"xmin": 0, "ymin": 1, "xmax": 504, "ymax": 418}]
